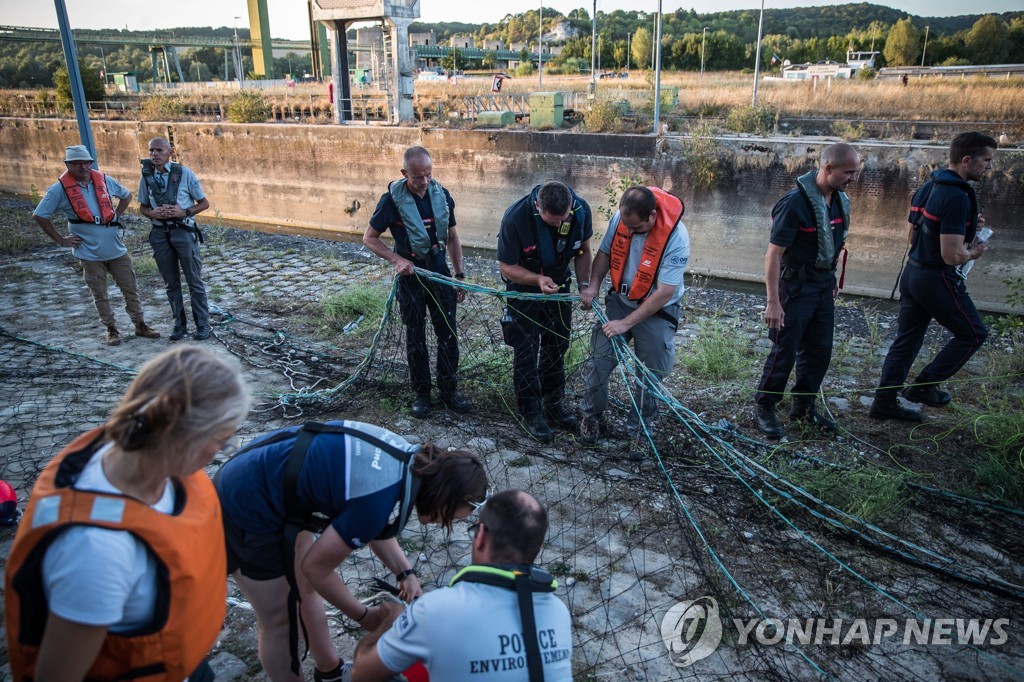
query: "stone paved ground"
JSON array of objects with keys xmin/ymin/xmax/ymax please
[{"xmin": 1, "ymin": 198, "xmax": 1022, "ymax": 680}]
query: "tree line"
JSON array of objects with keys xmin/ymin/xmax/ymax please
[{"xmin": 2, "ymin": 3, "xmax": 1023, "ymax": 89}]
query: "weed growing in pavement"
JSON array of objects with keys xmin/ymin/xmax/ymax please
[
  {"xmin": 780, "ymin": 461, "xmax": 909, "ymax": 525},
  {"xmin": 685, "ymin": 119, "xmax": 720, "ymax": 191},
  {"xmin": 832, "ymin": 120, "xmax": 865, "ymax": 141},
  {"xmin": 29, "ymin": 184, "xmax": 41, "ymax": 204},
  {"xmin": 0, "ymin": 207, "xmax": 48, "ymax": 254},
  {"xmin": 985, "ymin": 276, "xmax": 1024, "ymax": 335},
  {"xmin": 318, "ymin": 283, "xmax": 389, "ymax": 335},
  {"xmin": 683, "ymin": 315, "xmax": 752, "ymax": 382}
]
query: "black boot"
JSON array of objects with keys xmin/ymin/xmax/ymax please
[
  {"xmin": 544, "ymin": 400, "xmax": 578, "ymax": 430},
  {"xmin": 868, "ymin": 398, "xmax": 922, "ymax": 422},
  {"xmin": 755, "ymin": 404, "xmax": 783, "ymax": 439},
  {"xmin": 789, "ymin": 401, "xmax": 837, "ymax": 432},
  {"xmin": 522, "ymin": 408, "xmax": 554, "ymax": 443}
]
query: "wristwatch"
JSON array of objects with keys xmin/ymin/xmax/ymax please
[
  {"xmin": 184, "ymin": 207, "xmax": 192, "ymax": 218},
  {"xmin": 454, "ymin": 272, "xmax": 465, "ymax": 280},
  {"xmin": 395, "ymin": 568, "xmax": 417, "ymax": 582}
]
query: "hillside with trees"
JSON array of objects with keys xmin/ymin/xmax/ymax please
[{"xmin": 1, "ymin": 3, "xmax": 1023, "ymax": 88}]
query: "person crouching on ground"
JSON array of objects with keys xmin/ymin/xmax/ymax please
[{"xmin": 214, "ymin": 420, "xmax": 489, "ymax": 681}]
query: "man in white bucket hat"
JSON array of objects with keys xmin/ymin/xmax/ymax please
[{"xmin": 33, "ymin": 145, "xmax": 161, "ymax": 346}]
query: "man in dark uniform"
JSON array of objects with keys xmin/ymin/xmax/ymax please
[
  {"xmin": 497, "ymin": 181, "xmax": 593, "ymax": 443},
  {"xmin": 754, "ymin": 143, "xmax": 861, "ymax": 438},
  {"xmin": 870, "ymin": 132, "xmax": 996, "ymax": 421},
  {"xmin": 363, "ymin": 146, "xmax": 468, "ymax": 419}
]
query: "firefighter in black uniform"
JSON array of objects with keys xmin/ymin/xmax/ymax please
[
  {"xmin": 754, "ymin": 143, "xmax": 861, "ymax": 438},
  {"xmin": 870, "ymin": 132, "xmax": 996, "ymax": 421},
  {"xmin": 497, "ymin": 182, "xmax": 593, "ymax": 443}
]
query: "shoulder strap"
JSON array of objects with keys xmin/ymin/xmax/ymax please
[{"xmin": 450, "ymin": 564, "xmax": 557, "ymax": 682}]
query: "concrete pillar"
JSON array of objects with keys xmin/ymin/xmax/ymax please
[
  {"xmin": 247, "ymin": 0, "xmax": 275, "ymax": 78},
  {"xmin": 327, "ymin": 21, "xmax": 352, "ymax": 123},
  {"xmin": 387, "ymin": 19, "xmax": 415, "ymax": 123}
]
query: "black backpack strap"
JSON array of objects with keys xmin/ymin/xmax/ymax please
[{"xmin": 515, "ymin": 572, "xmax": 546, "ymax": 682}]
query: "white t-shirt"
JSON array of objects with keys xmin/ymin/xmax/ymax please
[
  {"xmin": 42, "ymin": 444, "xmax": 175, "ymax": 632},
  {"xmin": 376, "ymin": 580, "xmax": 573, "ymax": 681}
]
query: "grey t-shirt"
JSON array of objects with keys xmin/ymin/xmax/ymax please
[
  {"xmin": 34, "ymin": 175, "xmax": 131, "ymax": 262},
  {"xmin": 376, "ymin": 580, "xmax": 573, "ymax": 681},
  {"xmin": 599, "ymin": 212, "xmax": 691, "ymax": 309}
]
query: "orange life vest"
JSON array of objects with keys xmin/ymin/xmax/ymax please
[
  {"xmin": 5, "ymin": 428, "xmax": 227, "ymax": 682},
  {"xmin": 59, "ymin": 170, "xmax": 117, "ymax": 224},
  {"xmin": 609, "ymin": 187, "xmax": 684, "ymax": 301}
]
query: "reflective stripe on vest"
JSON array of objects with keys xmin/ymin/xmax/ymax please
[
  {"xmin": 609, "ymin": 187, "xmax": 683, "ymax": 302},
  {"xmin": 5, "ymin": 428, "xmax": 227, "ymax": 682},
  {"xmin": 59, "ymin": 170, "xmax": 116, "ymax": 225}
]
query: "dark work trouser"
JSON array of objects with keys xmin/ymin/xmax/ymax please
[
  {"xmin": 397, "ymin": 271, "xmax": 459, "ymax": 397},
  {"xmin": 755, "ymin": 275, "xmax": 835, "ymax": 408},
  {"xmin": 149, "ymin": 226, "xmax": 209, "ymax": 329},
  {"xmin": 507, "ymin": 289, "xmax": 572, "ymax": 413},
  {"xmin": 875, "ymin": 263, "xmax": 988, "ymax": 400}
]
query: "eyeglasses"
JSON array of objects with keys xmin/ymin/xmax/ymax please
[
  {"xmin": 468, "ymin": 487, "xmax": 493, "ymax": 512},
  {"xmin": 468, "ymin": 521, "xmax": 483, "ymax": 540}
]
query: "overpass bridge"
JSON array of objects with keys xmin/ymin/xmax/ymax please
[{"xmin": 0, "ymin": 25, "xmax": 542, "ymax": 63}]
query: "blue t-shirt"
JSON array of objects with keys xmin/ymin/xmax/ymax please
[
  {"xmin": 907, "ymin": 169, "xmax": 974, "ymax": 267},
  {"xmin": 215, "ymin": 420, "xmax": 419, "ymax": 548}
]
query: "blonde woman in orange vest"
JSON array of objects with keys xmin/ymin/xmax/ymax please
[
  {"xmin": 5, "ymin": 346, "xmax": 251, "ymax": 681},
  {"xmin": 33, "ymin": 145, "xmax": 162, "ymax": 347}
]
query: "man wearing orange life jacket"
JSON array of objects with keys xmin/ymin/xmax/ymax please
[
  {"xmin": 33, "ymin": 145, "xmax": 161, "ymax": 346},
  {"xmin": 578, "ymin": 186, "xmax": 690, "ymax": 451}
]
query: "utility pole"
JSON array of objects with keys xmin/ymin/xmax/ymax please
[
  {"xmin": 700, "ymin": 27, "xmax": 708, "ymax": 78},
  {"xmin": 590, "ymin": 0, "xmax": 596, "ymax": 91},
  {"xmin": 921, "ymin": 25, "xmax": 930, "ymax": 67},
  {"xmin": 653, "ymin": 4, "xmax": 663, "ymax": 135},
  {"xmin": 538, "ymin": 0, "xmax": 543, "ymax": 87},
  {"xmin": 752, "ymin": 0, "xmax": 765, "ymax": 106}
]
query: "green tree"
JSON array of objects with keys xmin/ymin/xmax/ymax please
[
  {"xmin": 966, "ymin": 15, "xmax": 1010, "ymax": 65},
  {"xmin": 631, "ymin": 26, "xmax": 652, "ymax": 69},
  {"xmin": 883, "ymin": 18, "xmax": 920, "ymax": 67},
  {"xmin": 53, "ymin": 65, "xmax": 105, "ymax": 110},
  {"xmin": 481, "ymin": 50, "xmax": 497, "ymax": 69}
]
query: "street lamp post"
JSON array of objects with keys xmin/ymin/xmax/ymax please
[
  {"xmin": 538, "ymin": 1, "xmax": 543, "ymax": 87},
  {"xmin": 232, "ymin": 16, "xmax": 243, "ymax": 85},
  {"xmin": 700, "ymin": 27, "xmax": 708, "ymax": 78},
  {"xmin": 921, "ymin": 25, "xmax": 930, "ymax": 67},
  {"xmin": 590, "ymin": 0, "xmax": 596, "ymax": 91},
  {"xmin": 652, "ymin": 3, "xmax": 663, "ymax": 134},
  {"xmin": 751, "ymin": 0, "xmax": 765, "ymax": 105}
]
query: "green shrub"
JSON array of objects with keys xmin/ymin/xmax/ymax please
[
  {"xmin": 513, "ymin": 62, "xmax": 536, "ymax": 78},
  {"xmin": 227, "ymin": 90, "xmax": 271, "ymax": 123},
  {"xmin": 832, "ymin": 120, "xmax": 865, "ymax": 141},
  {"xmin": 725, "ymin": 104, "xmax": 776, "ymax": 136},
  {"xmin": 139, "ymin": 95, "xmax": 186, "ymax": 121},
  {"xmin": 857, "ymin": 66, "xmax": 877, "ymax": 80},
  {"xmin": 584, "ymin": 98, "xmax": 629, "ymax": 133}
]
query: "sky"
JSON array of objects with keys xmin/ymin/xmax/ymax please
[{"xmin": 2, "ymin": 0, "xmax": 1020, "ymax": 41}]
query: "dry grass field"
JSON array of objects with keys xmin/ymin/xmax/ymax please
[
  {"xmin": 416, "ymin": 70, "xmax": 1024, "ymax": 123},
  {"xmin": 1, "ymin": 70, "xmax": 1020, "ymax": 127}
]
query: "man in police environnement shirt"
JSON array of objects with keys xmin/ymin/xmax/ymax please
[{"xmin": 351, "ymin": 489, "xmax": 573, "ymax": 682}]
